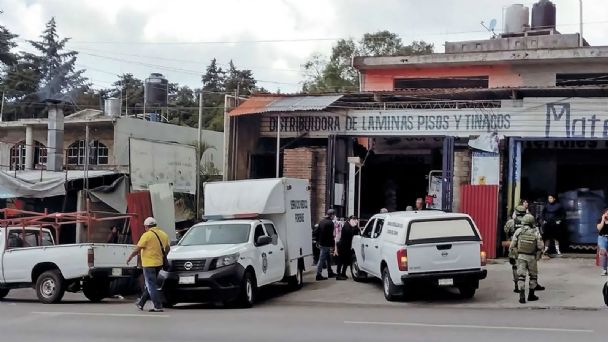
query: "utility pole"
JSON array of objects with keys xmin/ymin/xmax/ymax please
[
  {"xmin": 276, "ymin": 114, "xmax": 280, "ymax": 178},
  {"xmin": 0, "ymin": 91, "xmax": 4, "ymax": 122},
  {"xmin": 579, "ymin": 0, "xmax": 584, "ymax": 47},
  {"xmin": 195, "ymin": 85, "xmax": 204, "ymax": 219}
]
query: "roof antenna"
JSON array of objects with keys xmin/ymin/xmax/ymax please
[{"xmin": 481, "ymin": 19, "xmax": 498, "ymax": 39}]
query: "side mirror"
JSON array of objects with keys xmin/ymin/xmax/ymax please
[
  {"xmin": 170, "ymin": 240, "xmax": 178, "ymax": 247},
  {"xmin": 256, "ymin": 235, "xmax": 272, "ymax": 246}
]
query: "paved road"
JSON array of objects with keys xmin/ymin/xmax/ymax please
[{"xmin": 1, "ymin": 289, "xmax": 606, "ymax": 342}]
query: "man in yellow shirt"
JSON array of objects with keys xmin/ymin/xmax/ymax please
[{"xmin": 127, "ymin": 217, "xmax": 169, "ymax": 312}]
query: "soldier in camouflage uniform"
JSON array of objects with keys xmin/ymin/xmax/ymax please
[
  {"xmin": 504, "ymin": 205, "xmax": 527, "ymax": 292},
  {"xmin": 510, "ymin": 214, "xmax": 545, "ymax": 304}
]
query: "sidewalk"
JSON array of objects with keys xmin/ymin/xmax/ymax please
[{"xmin": 278, "ymin": 257, "xmax": 607, "ymax": 310}]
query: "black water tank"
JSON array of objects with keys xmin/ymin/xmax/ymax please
[
  {"xmin": 145, "ymin": 73, "xmax": 168, "ymax": 106},
  {"xmin": 531, "ymin": 0, "xmax": 556, "ymax": 30}
]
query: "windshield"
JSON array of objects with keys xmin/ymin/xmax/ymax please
[
  {"xmin": 406, "ymin": 218, "xmax": 480, "ymax": 245},
  {"xmin": 179, "ymin": 224, "xmax": 251, "ymax": 246}
]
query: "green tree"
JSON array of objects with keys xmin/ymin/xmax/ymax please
[
  {"xmin": 110, "ymin": 73, "xmax": 144, "ymax": 114},
  {"xmin": 26, "ymin": 17, "xmax": 88, "ymax": 102},
  {"xmin": 0, "ymin": 13, "xmax": 17, "ymax": 67},
  {"xmin": 302, "ymin": 31, "xmax": 434, "ymax": 93},
  {"xmin": 224, "ymin": 60, "xmax": 257, "ymax": 96}
]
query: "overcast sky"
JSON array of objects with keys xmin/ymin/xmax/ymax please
[{"xmin": 2, "ymin": 0, "xmax": 607, "ymax": 93}]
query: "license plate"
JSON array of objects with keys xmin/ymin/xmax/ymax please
[
  {"xmin": 111, "ymin": 268, "xmax": 122, "ymax": 277},
  {"xmin": 438, "ymin": 278, "xmax": 453, "ymax": 286},
  {"xmin": 179, "ymin": 276, "xmax": 196, "ymax": 285}
]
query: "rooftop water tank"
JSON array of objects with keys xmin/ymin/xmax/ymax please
[
  {"xmin": 104, "ymin": 98, "xmax": 121, "ymax": 117},
  {"xmin": 531, "ymin": 0, "xmax": 556, "ymax": 30},
  {"xmin": 145, "ymin": 73, "xmax": 168, "ymax": 107},
  {"xmin": 504, "ymin": 4, "xmax": 529, "ymax": 34}
]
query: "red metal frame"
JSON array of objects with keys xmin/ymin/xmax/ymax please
[{"xmin": 0, "ymin": 208, "xmax": 135, "ymax": 245}]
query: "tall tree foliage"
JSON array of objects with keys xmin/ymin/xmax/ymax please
[{"xmin": 302, "ymin": 30, "xmax": 434, "ymax": 93}]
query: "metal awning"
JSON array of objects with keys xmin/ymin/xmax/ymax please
[{"xmin": 229, "ymin": 95, "xmax": 343, "ymax": 116}]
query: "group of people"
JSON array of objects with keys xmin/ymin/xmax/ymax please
[{"xmin": 314, "ymin": 209, "xmax": 360, "ymax": 281}]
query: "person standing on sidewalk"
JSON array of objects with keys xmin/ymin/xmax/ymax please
[
  {"xmin": 127, "ymin": 217, "xmax": 169, "ymax": 312},
  {"xmin": 335, "ymin": 215, "xmax": 359, "ymax": 280},
  {"xmin": 541, "ymin": 194, "xmax": 565, "ymax": 256},
  {"xmin": 596, "ymin": 209, "xmax": 608, "ymax": 276},
  {"xmin": 510, "ymin": 214, "xmax": 544, "ymax": 304},
  {"xmin": 316, "ymin": 209, "xmax": 337, "ymax": 280}
]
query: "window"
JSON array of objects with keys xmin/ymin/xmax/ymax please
[
  {"xmin": 9, "ymin": 141, "xmax": 47, "ymax": 170},
  {"xmin": 254, "ymin": 225, "xmax": 267, "ymax": 245},
  {"xmin": 407, "ymin": 218, "xmax": 480, "ymax": 244},
  {"xmin": 394, "ymin": 76, "xmax": 489, "ymax": 90},
  {"xmin": 178, "ymin": 224, "xmax": 250, "ymax": 246},
  {"xmin": 264, "ymin": 223, "xmax": 279, "ymax": 245},
  {"xmin": 67, "ymin": 140, "xmax": 109, "ymax": 165},
  {"xmin": 373, "ymin": 219, "xmax": 384, "ymax": 239},
  {"xmin": 362, "ymin": 219, "xmax": 376, "ymax": 238},
  {"xmin": 6, "ymin": 229, "xmax": 54, "ymax": 248},
  {"xmin": 556, "ymin": 73, "xmax": 608, "ymax": 86}
]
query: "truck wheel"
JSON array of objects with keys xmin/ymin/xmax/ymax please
[
  {"xmin": 36, "ymin": 270, "xmax": 66, "ymax": 304},
  {"xmin": 382, "ymin": 267, "xmax": 402, "ymax": 302},
  {"xmin": 0, "ymin": 289, "xmax": 9, "ymax": 299},
  {"xmin": 287, "ymin": 267, "xmax": 304, "ymax": 290},
  {"xmin": 351, "ymin": 255, "xmax": 367, "ymax": 282},
  {"xmin": 236, "ymin": 271, "xmax": 256, "ymax": 308},
  {"xmin": 82, "ymin": 279, "xmax": 110, "ymax": 303},
  {"xmin": 458, "ymin": 285, "xmax": 476, "ymax": 299}
]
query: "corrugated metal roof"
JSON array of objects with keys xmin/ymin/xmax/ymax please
[{"xmin": 229, "ymin": 95, "xmax": 343, "ymax": 116}]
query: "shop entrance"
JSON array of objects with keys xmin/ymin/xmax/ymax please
[
  {"xmin": 354, "ymin": 137, "xmax": 445, "ymax": 219},
  {"xmin": 516, "ymin": 139, "xmax": 608, "ymax": 249}
]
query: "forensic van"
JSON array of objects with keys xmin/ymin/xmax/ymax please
[{"xmin": 160, "ymin": 178, "xmax": 312, "ymax": 307}]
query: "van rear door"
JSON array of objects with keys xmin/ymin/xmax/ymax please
[{"xmin": 405, "ymin": 217, "xmax": 481, "ymax": 274}]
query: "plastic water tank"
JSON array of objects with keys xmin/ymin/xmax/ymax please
[
  {"xmin": 560, "ymin": 189, "xmax": 606, "ymax": 245},
  {"xmin": 504, "ymin": 4, "xmax": 529, "ymax": 34},
  {"xmin": 104, "ymin": 98, "xmax": 121, "ymax": 117},
  {"xmin": 145, "ymin": 73, "xmax": 168, "ymax": 106},
  {"xmin": 531, "ymin": 0, "xmax": 556, "ymax": 30}
]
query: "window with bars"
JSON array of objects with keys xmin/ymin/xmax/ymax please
[
  {"xmin": 9, "ymin": 141, "xmax": 47, "ymax": 170},
  {"xmin": 66, "ymin": 140, "xmax": 109, "ymax": 165}
]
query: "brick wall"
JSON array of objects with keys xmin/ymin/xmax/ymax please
[
  {"xmin": 453, "ymin": 149, "xmax": 472, "ymax": 212},
  {"xmin": 283, "ymin": 147, "xmax": 327, "ymax": 224}
]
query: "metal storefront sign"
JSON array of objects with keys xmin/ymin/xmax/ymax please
[{"xmin": 259, "ymin": 98, "xmax": 608, "ymax": 138}]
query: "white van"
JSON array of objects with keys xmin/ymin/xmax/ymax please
[
  {"xmin": 160, "ymin": 178, "xmax": 312, "ymax": 307},
  {"xmin": 351, "ymin": 211, "xmax": 487, "ymax": 301}
]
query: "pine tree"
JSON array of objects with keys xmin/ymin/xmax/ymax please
[
  {"xmin": 110, "ymin": 73, "xmax": 144, "ymax": 114},
  {"xmin": 26, "ymin": 17, "xmax": 88, "ymax": 102},
  {"xmin": 0, "ymin": 16, "xmax": 17, "ymax": 67},
  {"xmin": 202, "ymin": 58, "xmax": 225, "ymax": 92}
]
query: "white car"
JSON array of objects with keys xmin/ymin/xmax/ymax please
[{"xmin": 351, "ymin": 211, "xmax": 487, "ymax": 301}]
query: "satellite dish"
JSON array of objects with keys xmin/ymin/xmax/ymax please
[{"xmin": 489, "ymin": 19, "xmax": 497, "ymax": 31}]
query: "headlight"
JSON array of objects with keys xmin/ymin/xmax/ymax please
[{"xmin": 214, "ymin": 253, "xmax": 240, "ymax": 269}]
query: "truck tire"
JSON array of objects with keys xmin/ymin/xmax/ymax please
[
  {"xmin": 236, "ymin": 271, "xmax": 256, "ymax": 308},
  {"xmin": 0, "ymin": 289, "xmax": 9, "ymax": 299},
  {"xmin": 287, "ymin": 266, "xmax": 304, "ymax": 290},
  {"xmin": 82, "ymin": 278, "xmax": 110, "ymax": 303},
  {"xmin": 36, "ymin": 270, "xmax": 66, "ymax": 304},
  {"xmin": 382, "ymin": 267, "xmax": 402, "ymax": 302},
  {"xmin": 351, "ymin": 254, "xmax": 367, "ymax": 282}
]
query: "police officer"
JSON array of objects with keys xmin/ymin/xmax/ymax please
[{"xmin": 510, "ymin": 214, "xmax": 545, "ymax": 304}]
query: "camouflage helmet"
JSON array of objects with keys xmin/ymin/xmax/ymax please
[
  {"xmin": 521, "ymin": 214, "xmax": 536, "ymax": 226},
  {"xmin": 514, "ymin": 205, "xmax": 527, "ymax": 217}
]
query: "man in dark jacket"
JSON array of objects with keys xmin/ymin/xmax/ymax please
[
  {"xmin": 316, "ymin": 209, "xmax": 337, "ymax": 280},
  {"xmin": 336, "ymin": 215, "xmax": 359, "ymax": 280}
]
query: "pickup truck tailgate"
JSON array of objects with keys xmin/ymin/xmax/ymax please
[
  {"xmin": 405, "ymin": 217, "xmax": 482, "ymax": 274},
  {"xmin": 406, "ymin": 241, "xmax": 481, "ymax": 273},
  {"xmin": 91, "ymin": 244, "xmax": 137, "ymax": 268}
]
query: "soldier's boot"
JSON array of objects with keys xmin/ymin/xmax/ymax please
[
  {"xmin": 534, "ymin": 284, "xmax": 546, "ymax": 291},
  {"xmin": 519, "ymin": 290, "xmax": 526, "ymax": 304},
  {"xmin": 528, "ymin": 289, "xmax": 539, "ymax": 301},
  {"xmin": 513, "ymin": 282, "xmax": 519, "ymax": 293}
]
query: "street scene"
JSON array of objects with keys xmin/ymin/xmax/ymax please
[{"xmin": 2, "ymin": 0, "xmax": 608, "ymax": 341}]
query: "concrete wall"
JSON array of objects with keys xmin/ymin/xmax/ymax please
[
  {"xmin": 114, "ymin": 117, "xmax": 224, "ymax": 174},
  {"xmin": 453, "ymin": 149, "xmax": 472, "ymax": 213}
]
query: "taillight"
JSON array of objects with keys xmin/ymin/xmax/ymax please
[
  {"xmin": 397, "ymin": 249, "xmax": 408, "ymax": 271},
  {"xmin": 87, "ymin": 248, "xmax": 94, "ymax": 268},
  {"xmin": 480, "ymin": 250, "xmax": 487, "ymax": 266}
]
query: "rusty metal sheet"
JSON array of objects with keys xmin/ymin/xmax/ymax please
[{"xmin": 461, "ymin": 184, "xmax": 499, "ymax": 259}]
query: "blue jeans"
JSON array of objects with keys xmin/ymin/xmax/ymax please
[
  {"xmin": 138, "ymin": 267, "xmax": 162, "ymax": 309},
  {"xmin": 599, "ymin": 236, "xmax": 608, "ymax": 269},
  {"xmin": 316, "ymin": 247, "xmax": 333, "ymax": 276}
]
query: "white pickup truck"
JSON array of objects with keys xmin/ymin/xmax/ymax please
[
  {"xmin": 0, "ymin": 226, "xmax": 138, "ymax": 303},
  {"xmin": 351, "ymin": 211, "xmax": 487, "ymax": 301},
  {"xmin": 160, "ymin": 178, "xmax": 312, "ymax": 308}
]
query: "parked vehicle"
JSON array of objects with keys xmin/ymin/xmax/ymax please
[
  {"xmin": 160, "ymin": 178, "xmax": 312, "ymax": 307},
  {"xmin": 0, "ymin": 226, "xmax": 138, "ymax": 303},
  {"xmin": 351, "ymin": 211, "xmax": 487, "ymax": 301}
]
